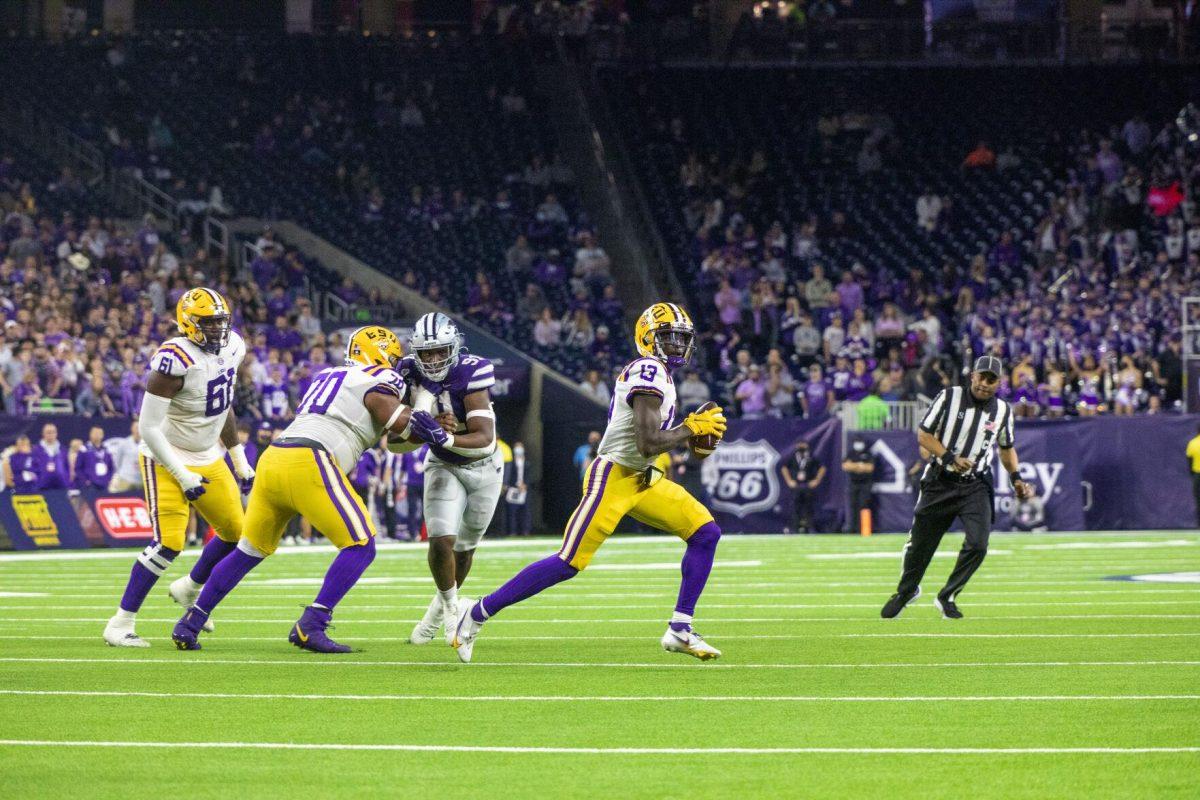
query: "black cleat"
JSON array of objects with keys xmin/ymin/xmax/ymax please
[
  {"xmin": 934, "ymin": 596, "xmax": 963, "ymax": 619},
  {"xmin": 880, "ymin": 586, "xmax": 921, "ymax": 619}
]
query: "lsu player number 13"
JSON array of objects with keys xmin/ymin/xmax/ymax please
[
  {"xmin": 104, "ymin": 288, "xmax": 255, "ymax": 648},
  {"xmin": 451, "ymin": 302, "xmax": 729, "ymax": 663},
  {"xmin": 172, "ymin": 325, "xmax": 415, "ymax": 653}
]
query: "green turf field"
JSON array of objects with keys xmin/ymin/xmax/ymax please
[{"xmin": 0, "ymin": 531, "xmax": 1197, "ymax": 799}]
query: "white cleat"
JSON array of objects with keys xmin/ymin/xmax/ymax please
[
  {"xmin": 451, "ymin": 599, "xmax": 482, "ymax": 663},
  {"xmin": 661, "ymin": 626, "xmax": 722, "ymax": 661},
  {"xmin": 103, "ymin": 616, "xmax": 151, "ymax": 648},
  {"xmin": 409, "ymin": 616, "xmax": 441, "ymax": 645},
  {"xmin": 168, "ymin": 576, "xmax": 215, "ymax": 632}
]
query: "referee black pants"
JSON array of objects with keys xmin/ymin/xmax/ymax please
[
  {"xmin": 896, "ymin": 476, "xmax": 993, "ymax": 602},
  {"xmin": 1193, "ymin": 474, "xmax": 1200, "ymax": 528}
]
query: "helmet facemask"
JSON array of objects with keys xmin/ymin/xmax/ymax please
[
  {"xmin": 194, "ymin": 314, "xmax": 231, "ymax": 354},
  {"xmin": 414, "ymin": 339, "xmax": 460, "ymax": 381},
  {"xmin": 655, "ymin": 326, "xmax": 694, "ymax": 370}
]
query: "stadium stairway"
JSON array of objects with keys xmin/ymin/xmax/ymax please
[{"xmin": 533, "ymin": 46, "xmax": 682, "ymax": 316}]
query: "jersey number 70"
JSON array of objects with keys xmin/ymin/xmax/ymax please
[{"xmin": 297, "ymin": 370, "xmax": 347, "ymax": 415}]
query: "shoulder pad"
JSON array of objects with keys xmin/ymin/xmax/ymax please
[{"xmin": 149, "ymin": 342, "xmax": 195, "ymax": 377}]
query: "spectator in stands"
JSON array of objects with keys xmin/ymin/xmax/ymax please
[
  {"xmin": 533, "ymin": 307, "xmax": 563, "ymax": 348},
  {"xmin": 799, "ymin": 363, "xmax": 834, "ymax": 419},
  {"xmin": 506, "ymin": 234, "xmax": 536, "ymax": 275},
  {"xmin": 678, "ymin": 369, "xmax": 712, "ymax": 413},
  {"xmin": 916, "ymin": 188, "xmax": 943, "ymax": 233},
  {"xmin": 735, "ymin": 364, "xmax": 769, "ymax": 419},
  {"xmin": 805, "ymin": 263, "xmax": 834, "ymax": 321},
  {"xmin": 577, "ymin": 368, "xmax": 611, "ymax": 405},
  {"xmin": 32, "ymin": 423, "xmax": 69, "ymax": 490},
  {"xmin": 3, "ymin": 435, "xmax": 37, "ymax": 493},
  {"xmin": 573, "ymin": 431, "xmax": 601, "ymax": 480},
  {"xmin": 73, "ymin": 425, "xmax": 114, "ymax": 491}
]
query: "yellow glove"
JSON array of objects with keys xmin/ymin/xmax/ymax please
[{"xmin": 683, "ymin": 405, "xmax": 727, "ymax": 438}]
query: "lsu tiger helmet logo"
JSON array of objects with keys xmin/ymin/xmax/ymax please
[
  {"xmin": 176, "ymin": 288, "xmax": 232, "ymax": 355},
  {"xmin": 635, "ymin": 302, "xmax": 695, "ymax": 370},
  {"xmin": 345, "ymin": 325, "xmax": 404, "ymax": 370}
]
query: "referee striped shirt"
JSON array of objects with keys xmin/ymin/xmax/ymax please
[{"xmin": 919, "ymin": 386, "xmax": 1014, "ymax": 480}]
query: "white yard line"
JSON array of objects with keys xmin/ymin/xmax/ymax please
[
  {"xmin": 5, "ymin": 632, "xmax": 1197, "ymax": 642},
  {"xmin": 1, "ymin": 656, "xmax": 1196, "ymax": 670},
  {"xmin": 2, "ymin": 600, "xmax": 1196, "ymax": 613},
  {"xmin": 2, "ymin": 613, "xmax": 1197, "ymax": 626},
  {"xmin": 1, "ymin": 689, "xmax": 1196, "ymax": 703},
  {"xmin": 0, "ymin": 739, "xmax": 1195, "ymax": 755}
]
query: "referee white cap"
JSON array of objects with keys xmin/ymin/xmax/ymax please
[{"xmin": 973, "ymin": 355, "xmax": 1004, "ymax": 376}]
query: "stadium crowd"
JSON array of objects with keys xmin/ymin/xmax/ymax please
[
  {"xmin": 0, "ymin": 32, "xmax": 632, "ymax": 384},
  {"xmin": 616, "ymin": 75, "xmax": 1195, "ymax": 419}
]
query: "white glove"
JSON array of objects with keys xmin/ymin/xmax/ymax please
[
  {"xmin": 178, "ymin": 470, "xmax": 209, "ymax": 501},
  {"xmin": 229, "ymin": 444, "xmax": 255, "ymax": 481}
]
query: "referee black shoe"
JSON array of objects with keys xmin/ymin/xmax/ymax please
[
  {"xmin": 880, "ymin": 586, "xmax": 921, "ymax": 619},
  {"xmin": 934, "ymin": 595, "xmax": 963, "ymax": 619}
]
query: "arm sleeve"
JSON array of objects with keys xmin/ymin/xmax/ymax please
[
  {"xmin": 138, "ymin": 393, "xmax": 195, "ymax": 483},
  {"xmin": 919, "ymin": 389, "xmax": 948, "ymax": 434}
]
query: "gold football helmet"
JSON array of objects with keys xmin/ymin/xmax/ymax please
[
  {"xmin": 176, "ymin": 288, "xmax": 232, "ymax": 354},
  {"xmin": 634, "ymin": 302, "xmax": 695, "ymax": 370},
  {"xmin": 345, "ymin": 325, "xmax": 404, "ymax": 370}
]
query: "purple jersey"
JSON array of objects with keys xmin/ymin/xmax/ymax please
[
  {"xmin": 7, "ymin": 451, "xmax": 37, "ymax": 492},
  {"xmin": 398, "ymin": 352, "xmax": 495, "ymax": 466},
  {"xmin": 351, "ymin": 449, "xmax": 381, "ymax": 491},
  {"xmin": 802, "ymin": 379, "xmax": 831, "ymax": 417},
  {"xmin": 401, "ymin": 445, "xmax": 429, "ymax": 486},
  {"xmin": 32, "ymin": 443, "xmax": 70, "ymax": 490},
  {"xmin": 74, "ymin": 443, "xmax": 114, "ymax": 490},
  {"xmin": 845, "ymin": 374, "xmax": 871, "ymax": 402}
]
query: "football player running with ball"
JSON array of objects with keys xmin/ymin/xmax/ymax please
[
  {"xmin": 171, "ymin": 326, "xmax": 415, "ymax": 653},
  {"xmin": 399, "ymin": 313, "xmax": 503, "ymax": 647},
  {"xmin": 103, "ymin": 288, "xmax": 253, "ymax": 647},
  {"xmin": 451, "ymin": 302, "xmax": 728, "ymax": 662}
]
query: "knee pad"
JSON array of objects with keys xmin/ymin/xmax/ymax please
[{"xmin": 137, "ymin": 542, "xmax": 180, "ymax": 576}]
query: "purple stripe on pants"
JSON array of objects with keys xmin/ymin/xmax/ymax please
[
  {"xmin": 558, "ymin": 457, "xmax": 603, "ymax": 558},
  {"xmin": 313, "ymin": 451, "xmax": 362, "ymax": 542},
  {"xmin": 327, "ymin": 452, "xmax": 373, "ymax": 540},
  {"xmin": 562, "ymin": 460, "xmax": 614, "ymax": 563}
]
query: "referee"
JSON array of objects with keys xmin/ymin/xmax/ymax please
[{"xmin": 881, "ymin": 356, "xmax": 1033, "ymax": 619}]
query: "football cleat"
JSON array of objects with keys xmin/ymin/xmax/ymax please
[
  {"xmin": 934, "ymin": 595, "xmax": 964, "ymax": 619},
  {"xmin": 103, "ymin": 616, "xmax": 150, "ymax": 648},
  {"xmin": 171, "ymin": 607, "xmax": 210, "ymax": 651},
  {"xmin": 168, "ymin": 576, "xmax": 215, "ymax": 632},
  {"xmin": 289, "ymin": 606, "xmax": 352, "ymax": 654},
  {"xmin": 451, "ymin": 599, "xmax": 482, "ymax": 663},
  {"xmin": 661, "ymin": 625, "xmax": 722, "ymax": 661},
  {"xmin": 880, "ymin": 586, "xmax": 922, "ymax": 619},
  {"xmin": 408, "ymin": 603, "xmax": 443, "ymax": 645}
]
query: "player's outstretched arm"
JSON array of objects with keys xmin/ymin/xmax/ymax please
[
  {"xmin": 139, "ymin": 371, "xmax": 207, "ymax": 498},
  {"xmin": 632, "ymin": 393, "xmax": 699, "ymax": 459},
  {"xmin": 364, "ymin": 391, "xmax": 414, "ymax": 436}
]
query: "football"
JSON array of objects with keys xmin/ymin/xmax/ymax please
[{"xmin": 688, "ymin": 400, "xmax": 721, "ymax": 459}]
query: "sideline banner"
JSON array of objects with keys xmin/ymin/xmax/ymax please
[
  {"xmin": 0, "ymin": 490, "xmax": 153, "ymax": 550},
  {"xmin": 699, "ymin": 416, "xmax": 843, "ymax": 533}
]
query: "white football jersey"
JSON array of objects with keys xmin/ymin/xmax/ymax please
[
  {"xmin": 597, "ymin": 357, "xmax": 677, "ymax": 472},
  {"xmin": 285, "ymin": 364, "xmax": 404, "ymax": 473},
  {"xmin": 140, "ymin": 332, "xmax": 246, "ymax": 466}
]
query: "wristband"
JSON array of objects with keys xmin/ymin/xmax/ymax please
[
  {"xmin": 939, "ymin": 451, "xmax": 957, "ymax": 468},
  {"xmin": 1009, "ymin": 473, "xmax": 1023, "ymax": 486}
]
